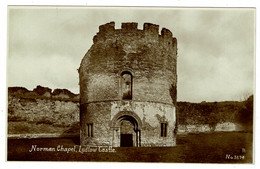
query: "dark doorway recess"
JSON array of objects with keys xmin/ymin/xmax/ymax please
[{"xmin": 120, "ymin": 134, "xmax": 133, "ymax": 147}]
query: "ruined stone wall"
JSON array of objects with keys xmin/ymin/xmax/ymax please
[
  {"xmin": 79, "ymin": 22, "xmax": 177, "ymax": 104},
  {"xmin": 8, "ymin": 86, "xmax": 80, "ymax": 138},
  {"xmin": 8, "ymin": 87, "xmax": 249, "ymax": 138},
  {"xmin": 79, "ymin": 22, "xmax": 177, "ymax": 147},
  {"xmin": 8, "ymin": 96, "xmax": 79, "ymax": 125},
  {"xmin": 177, "ymin": 101, "xmax": 251, "ymax": 133}
]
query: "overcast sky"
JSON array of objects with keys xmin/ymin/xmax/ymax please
[{"xmin": 7, "ymin": 7, "xmax": 255, "ymax": 102}]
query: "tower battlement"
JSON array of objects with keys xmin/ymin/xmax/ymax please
[
  {"xmin": 93, "ymin": 21, "xmax": 176, "ymax": 45},
  {"xmin": 143, "ymin": 22, "xmax": 159, "ymax": 34}
]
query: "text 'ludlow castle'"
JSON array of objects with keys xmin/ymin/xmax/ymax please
[{"xmin": 79, "ymin": 22, "xmax": 178, "ymax": 147}]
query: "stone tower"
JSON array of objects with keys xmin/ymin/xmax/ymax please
[{"xmin": 79, "ymin": 22, "xmax": 177, "ymax": 147}]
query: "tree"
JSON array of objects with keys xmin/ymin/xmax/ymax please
[{"xmin": 237, "ymin": 95, "xmax": 253, "ymax": 131}]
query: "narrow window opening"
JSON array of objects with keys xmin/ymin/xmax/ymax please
[
  {"xmin": 161, "ymin": 123, "xmax": 167, "ymax": 137},
  {"xmin": 121, "ymin": 71, "xmax": 132, "ymax": 100},
  {"xmin": 87, "ymin": 123, "xmax": 93, "ymax": 137}
]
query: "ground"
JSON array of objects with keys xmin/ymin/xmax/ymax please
[{"xmin": 7, "ymin": 132, "xmax": 253, "ymax": 163}]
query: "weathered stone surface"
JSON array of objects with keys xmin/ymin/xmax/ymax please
[
  {"xmin": 8, "ymin": 95, "xmax": 79, "ymax": 127},
  {"xmin": 8, "ymin": 86, "xmax": 79, "ymax": 101},
  {"xmin": 8, "ymin": 86, "xmax": 80, "ymax": 137},
  {"xmin": 33, "ymin": 85, "xmax": 52, "ymax": 96},
  {"xmin": 7, "ymin": 86, "xmax": 250, "ymax": 138},
  {"xmin": 178, "ymin": 122, "xmax": 244, "ymax": 133},
  {"xmin": 79, "ymin": 22, "xmax": 178, "ymax": 147}
]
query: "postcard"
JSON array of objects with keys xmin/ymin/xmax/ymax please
[{"xmin": 7, "ymin": 6, "xmax": 254, "ymax": 163}]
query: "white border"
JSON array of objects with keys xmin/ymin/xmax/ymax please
[
  {"xmin": 0, "ymin": 0, "xmax": 258, "ymax": 169},
  {"xmin": 3, "ymin": 0, "xmax": 258, "ymax": 7}
]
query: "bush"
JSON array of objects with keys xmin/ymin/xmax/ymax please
[{"xmin": 236, "ymin": 95, "xmax": 253, "ymax": 131}]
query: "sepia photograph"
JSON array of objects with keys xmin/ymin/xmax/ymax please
[{"xmin": 6, "ymin": 6, "xmax": 254, "ymax": 163}]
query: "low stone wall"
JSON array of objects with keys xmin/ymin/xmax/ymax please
[{"xmin": 178, "ymin": 122, "xmax": 244, "ymax": 133}]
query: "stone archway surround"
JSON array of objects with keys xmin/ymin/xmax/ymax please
[{"xmin": 110, "ymin": 111, "xmax": 142, "ymax": 147}]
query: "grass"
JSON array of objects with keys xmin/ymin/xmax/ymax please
[
  {"xmin": 8, "ymin": 122, "xmax": 71, "ymax": 134},
  {"xmin": 7, "ymin": 132, "xmax": 253, "ymax": 163},
  {"xmin": 8, "ymin": 122, "xmax": 80, "ymax": 137}
]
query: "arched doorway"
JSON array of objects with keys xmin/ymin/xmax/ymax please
[
  {"xmin": 111, "ymin": 112, "xmax": 142, "ymax": 147},
  {"xmin": 120, "ymin": 119, "xmax": 135, "ymax": 147}
]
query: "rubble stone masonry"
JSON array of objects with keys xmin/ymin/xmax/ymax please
[{"xmin": 79, "ymin": 22, "xmax": 178, "ymax": 147}]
